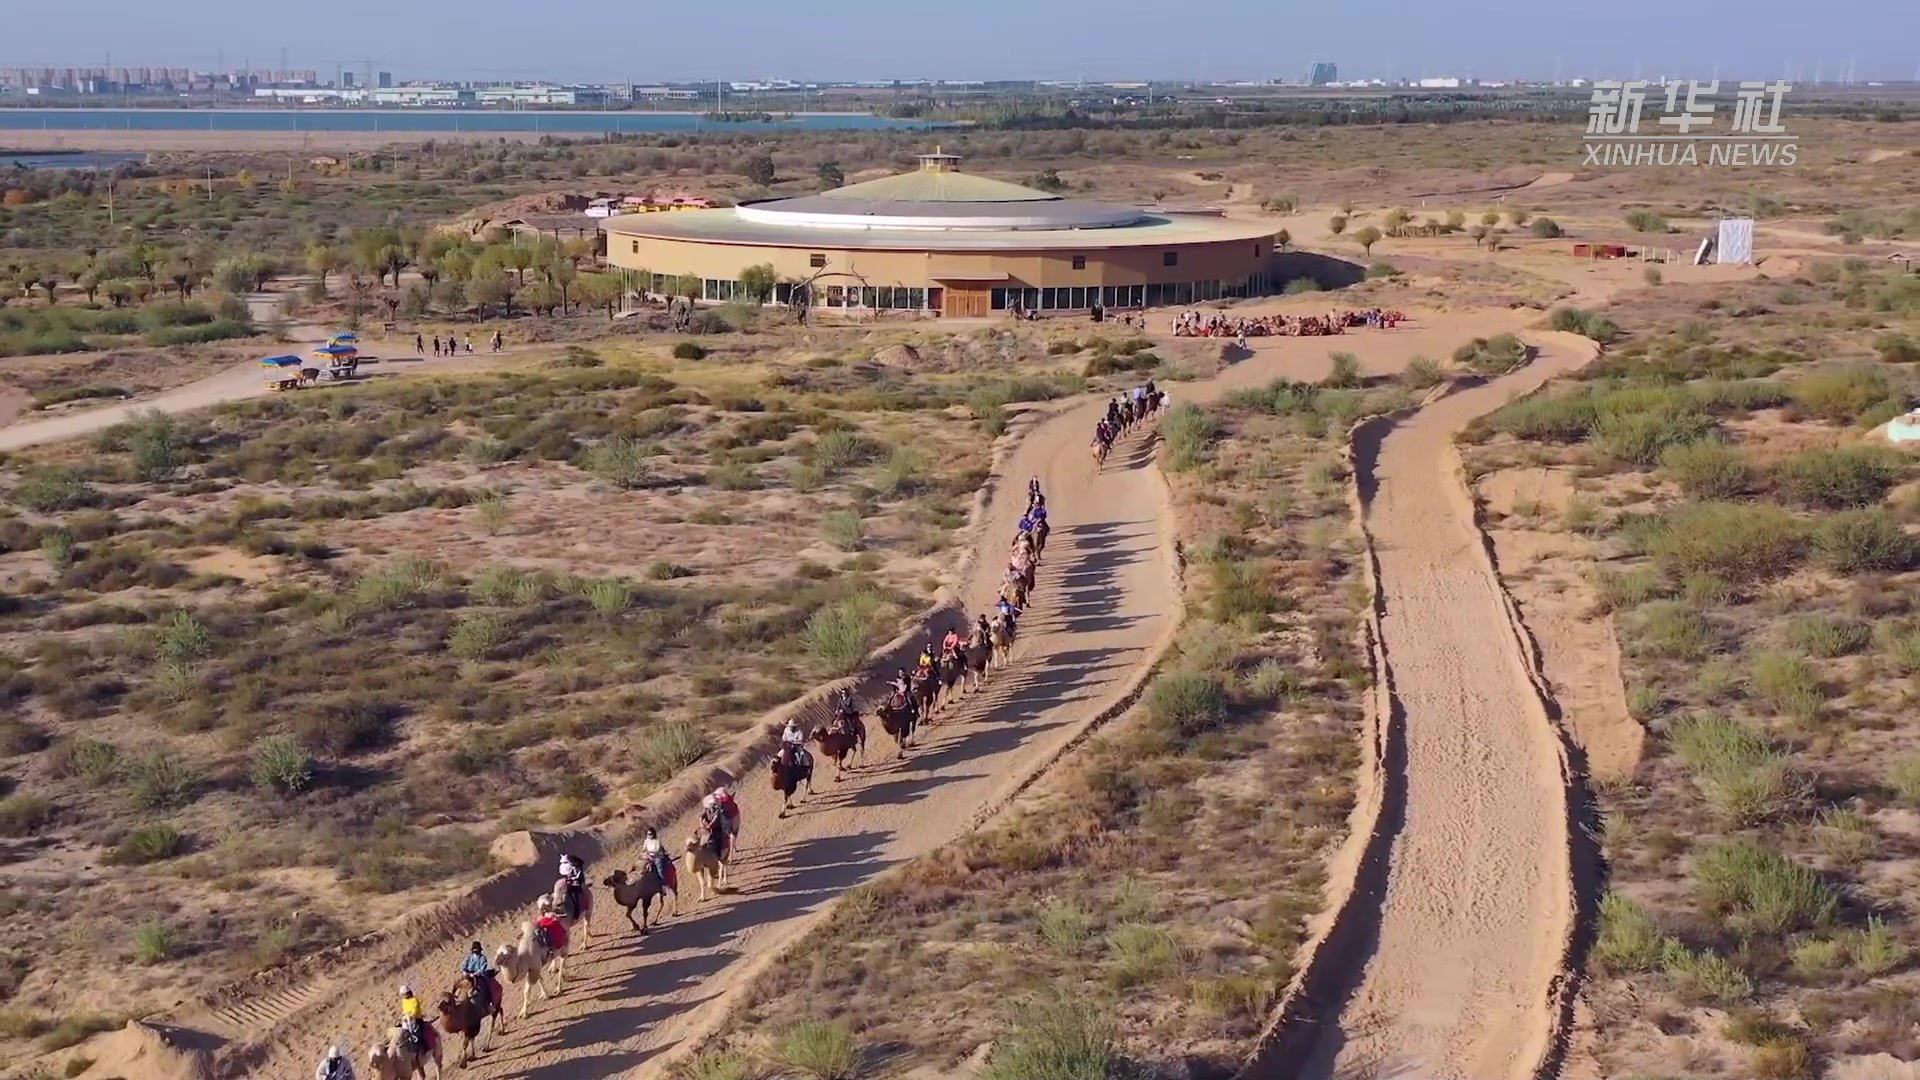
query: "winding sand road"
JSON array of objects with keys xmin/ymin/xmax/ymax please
[
  {"xmin": 195, "ymin": 396, "xmax": 1181, "ymax": 1080},
  {"xmin": 1294, "ymin": 333, "xmax": 1598, "ymax": 1080}
]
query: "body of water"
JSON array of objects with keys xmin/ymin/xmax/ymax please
[
  {"xmin": 0, "ymin": 109, "xmax": 939, "ymax": 134},
  {"xmin": 0, "ymin": 150, "xmax": 144, "ymax": 170}
]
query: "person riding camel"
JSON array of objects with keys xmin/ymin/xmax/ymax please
[
  {"xmin": 890, "ymin": 668, "xmax": 912, "ymax": 705},
  {"xmin": 557, "ymin": 854, "xmax": 585, "ymax": 919},
  {"xmin": 642, "ymin": 825, "xmax": 677, "ymax": 888},
  {"xmin": 942, "ymin": 624, "xmax": 964, "ymax": 656},
  {"xmin": 461, "ymin": 941, "xmax": 493, "ymax": 1012},
  {"xmin": 711, "ymin": 785, "xmax": 739, "ymax": 846},
  {"xmin": 398, "ymin": 984, "xmax": 432, "ymax": 1054},
  {"xmin": 316, "ymin": 1044, "xmax": 356, "ymax": 1080},
  {"xmin": 995, "ymin": 595, "xmax": 1019, "ymax": 633},
  {"xmin": 533, "ymin": 898, "xmax": 566, "ymax": 953},
  {"xmin": 974, "ymin": 613, "xmax": 993, "ymax": 645},
  {"xmin": 830, "ymin": 688, "xmax": 858, "ymax": 734},
  {"xmin": 916, "ymin": 639, "xmax": 937, "ymax": 679},
  {"xmin": 780, "ymin": 718, "xmax": 812, "ymax": 772},
  {"xmin": 1028, "ymin": 477, "xmax": 1042, "ymax": 504}
]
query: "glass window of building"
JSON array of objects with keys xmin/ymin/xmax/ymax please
[
  {"xmin": 990, "ymin": 288, "xmax": 1008, "ymax": 310},
  {"xmin": 1162, "ymin": 251, "xmax": 1179, "ymax": 267},
  {"xmin": 1072, "ymin": 255, "xmax": 1087, "ymax": 270},
  {"xmin": 809, "ymin": 253, "xmax": 826, "ymax": 268}
]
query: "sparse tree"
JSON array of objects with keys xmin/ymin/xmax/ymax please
[
  {"xmin": 167, "ymin": 260, "xmax": 199, "ymax": 299},
  {"xmin": 738, "ymin": 263, "xmax": 778, "ymax": 306},
  {"xmin": 744, "ymin": 154, "xmax": 777, "ymax": 186},
  {"xmin": 1469, "ymin": 225, "xmax": 1489, "ymax": 248},
  {"xmin": 817, "ymin": 161, "xmax": 845, "ymax": 188},
  {"xmin": 1339, "ymin": 197, "xmax": 1356, "ymax": 214},
  {"xmin": 78, "ymin": 269, "xmax": 101, "ymax": 306},
  {"xmin": 1446, "ymin": 210, "xmax": 1466, "ymax": 230},
  {"xmin": 468, "ymin": 272, "xmax": 513, "ymax": 319},
  {"xmin": 305, "ymin": 244, "xmax": 340, "ymax": 291},
  {"xmin": 1507, "ymin": 206, "xmax": 1531, "ymax": 226},
  {"xmin": 1383, "ymin": 208, "xmax": 1411, "ymax": 234},
  {"xmin": 1329, "ymin": 214, "xmax": 1348, "ymax": 236},
  {"xmin": 577, "ymin": 272, "xmax": 623, "ymax": 319},
  {"xmin": 105, "ymin": 279, "xmax": 135, "ymax": 308},
  {"xmin": 1354, "ymin": 225, "xmax": 1383, "ymax": 257},
  {"xmin": 1480, "ymin": 210, "xmax": 1501, "ymax": 227}
]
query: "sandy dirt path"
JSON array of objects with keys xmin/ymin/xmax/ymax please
[
  {"xmin": 209, "ymin": 400, "xmax": 1180, "ymax": 1080},
  {"xmin": 1296, "ymin": 334, "xmax": 1596, "ymax": 1080}
]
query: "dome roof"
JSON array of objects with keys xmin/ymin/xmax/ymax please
[{"xmin": 735, "ymin": 149, "xmax": 1144, "ymax": 233}]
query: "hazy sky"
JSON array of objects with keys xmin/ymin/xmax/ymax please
[{"xmin": 5, "ymin": 0, "xmax": 1916, "ymax": 83}]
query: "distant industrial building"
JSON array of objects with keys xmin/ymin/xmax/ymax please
[
  {"xmin": 377, "ymin": 71, "xmax": 393, "ymax": 88},
  {"xmin": 1308, "ymin": 62, "xmax": 1338, "ymax": 86}
]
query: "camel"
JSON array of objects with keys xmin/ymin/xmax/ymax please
[
  {"xmin": 603, "ymin": 865, "xmax": 675, "ymax": 934},
  {"xmin": 684, "ymin": 834, "xmax": 728, "ymax": 903},
  {"xmin": 991, "ymin": 617, "xmax": 1015, "ymax": 668},
  {"xmin": 770, "ymin": 741, "xmax": 812, "ymax": 816},
  {"xmin": 909, "ymin": 668, "xmax": 940, "ymax": 722},
  {"xmin": 368, "ymin": 1024, "xmax": 443, "ymax": 1080},
  {"xmin": 812, "ymin": 716, "xmax": 866, "ymax": 778},
  {"xmin": 964, "ymin": 632, "xmax": 993, "ymax": 691},
  {"xmin": 936, "ymin": 648, "xmax": 966, "ymax": 707},
  {"xmin": 435, "ymin": 981, "xmax": 503, "ymax": 1066},
  {"xmin": 493, "ymin": 918, "xmax": 565, "ymax": 1019},
  {"xmin": 875, "ymin": 695, "xmax": 916, "ymax": 758}
]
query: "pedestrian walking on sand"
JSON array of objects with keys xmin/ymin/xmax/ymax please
[
  {"xmin": 415, "ymin": 333, "xmax": 424, "ymax": 355},
  {"xmin": 431, "ymin": 336, "xmax": 441, "ymax": 357},
  {"xmin": 465, "ymin": 335, "xmax": 475, "ymax": 354}
]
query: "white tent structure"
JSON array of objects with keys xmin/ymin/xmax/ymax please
[{"xmin": 1715, "ymin": 218, "xmax": 1756, "ymax": 265}]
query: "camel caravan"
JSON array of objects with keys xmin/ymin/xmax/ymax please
[{"xmin": 315, "ymin": 483, "xmax": 1061, "ymax": 1080}]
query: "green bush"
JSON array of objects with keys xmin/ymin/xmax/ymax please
[
  {"xmin": 1647, "ymin": 501, "xmax": 1806, "ymax": 583},
  {"xmin": 1662, "ymin": 941, "xmax": 1752, "ymax": 1004},
  {"xmin": 1633, "ymin": 601, "xmax": 1711, "ymax": 658},
  {"xmin": 1667, "ymin": 713, "xmax": 1803, "ymax": 823},
  {"xmin": 1530, "ymin": 217, "xmax": 1565, "ymax": 238},
  {"xmin": 1770, "ymin": 446, "xmax": 1902, "ymax": 509},
  {"xmin": 1749, "ymin": 652, "xmax": 1827, "ymax": 721},
  {"xmin": 979, "ymin": 1000, "xmax": 1122, "ymax": 1080},
  {"xmin": 132, "ymin": 920, "xmax": 176, "ymax": 965},
  {"xmin": 1282, "ymin": 277, "xmax": 1322, "ymax": 294},
  {"xmin": 1145, "ymin": 670, "xmax": 1227, "ymax": 738},
  {"xmin": 1452, "ymin": 334, "xmax": 1529, "ymax": 374},
  {"xmin": 1785, "ymin": 615, "xmax": 1869, "ymax": 657},
  {"xmin": 671, "ymin": 341, "xmax": 707, "ymax": 360},
  {"xmin": 1876, "ymin": 332, "xmax": 1920, "ymax": 364},
  {"xmin": 292, "ymin": 695, "xmax": 400, "ymax": 755},
  {"xmin": 110, "ymin": 823, "xmax": 185, "ymax": 865},
  {"xmin": 631, "ymin": 722, "xmax": 713, "ymax": 784},
  {"xmin": 875, "ymin": 446, "xmax": 926, "ymax": 497},
  {"xmin": 352, "ymin": 557, "xmax": 441, "ymax": 611},
  {"xmin": 122, "ymin": 748, "xmax": 201, "ymax": 811},
  {"xmin": 155, "ymin": 610, "xmax": 213, "ymax": 664},
  {"xmin": 800, "ymin": 593, "xmax": 881, "ymax": 674},
  {"xmin": 583, "ymin": 435, "xmax": 652, "ymax": 489},
  {"xmin": 819, "ymin": 509, "xmax": 864, "ymax": 551},
  {"xmin": 1593, "ymin": 409, "xmax": 1712, "ymax": 466},
  {"xmin": 1848, "ymin": 915, "xmax": 1910, "ymax": 976},
  {"xmin": 448, "ymin": 612, "xmax": 512, "ymax": 660},
  {"xmin": 1659, "ymin": 441, "xmax": 1753, "ymax": 497},
  {"xmin": 249, "ymin": 736, "xmax": 314, "ymax": 794},
  {"xmin": 1791, "ymin": 367, "xmax": 1893, "ymax": 423},
  {"xmin": 1162, "ymin": 403, "xmax": 1216, "ymax": 471},
  {"xmin": 1594, "ymin": 893, "xmax": 1666, "ymax": 973},
  {"xmin": 810, "ymin": 430, "xmax": 871, "ymax": 473},
  {"xmin": 124, "ymin": 411, "xmax": 187, "ymax": 482},
  {"xmin": 11, "ymin": 468, "xmax": 97, "ymax": 512},
  {"xmin": 1625, "ymin": 209, "xmax": 1670, "ymax": 233},
  {"xmin": 1812, "ymin": 508, "xmax": 1917, "ymax": 573},
  {"xmin": 1037, "ymin": 902, "xmax": 1093, "ymax": 952},
  {"xmin": 1693, "ymin": 839, "xmax": 1837, "ymax": 935},
  {"xmin": 1401, "ymin": 356, "xmax": 1445, "ymax": 390},
  {"xmin": 1105, "ymin": 922, "xmax": 1180, "ymax": 987},
  {"xmin": 0, "ymin": 794, "xmax": 52, "ymax": 837},
  {"xmin": 1323, "ymin": 352, "xmax": 1364, "ymax": 389},
  {"xmin": 1549, "ymin": 307, "xmax": 1621, "ymax": 344},
  {"xmin": 777, "ymin": 1020, "xmax": 857, "ymax": 1080},
  {"xmin": 582, "ymin": 578, "xmax": 632, "ymax": 618}
]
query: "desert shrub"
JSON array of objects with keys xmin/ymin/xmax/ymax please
[
  {"xmin": 680, "ymin": 1050, "xmax": 756, "ymax": 1080},
  {"xmin": 1594, "ymin": 893, "xmax": 1666, "ymax": 973},
  {"xmin": 1785, "ymin": 615, "xmax": 1869, "ymax": 657},
  {"xmin": 10, "ymin": 468, "xmax": 96, "ymax": 512},
  {"xmin": 1877, "ymin": 332, "xmax": 1920, "ymax": 364},
  {"xmin": 801, "ymin": 592, "xmax": 882, "ymax": 674},
  {"xmin": 1633, "ymin": 601, "xmax": 1711, "ymax": 659},
  {"xmin": 467, "ymin": 565, "xmax": 532, "ymax": 606},
  {"xmin": 1750, "ymin": 652, "xmax": 1827, "ymax": 721},
  {"xmin": 1037, "ymin": 902, "xmax": 1092, "ymax": 952},
  {"xmin": 1178, "ymin": 619, "xmax": 1245, "ymax": 673},
  {"xmin": 583, "ymin": 435, "xmax": 651, "ymax": 489},
  {"xmin": 1282, "ymin": 277, "xmax": 1322, "ymax": 294},
  {"xmin": 671, "ymin": 341, "xmax": 707, "ymax": 360},
  {"xmin": 1791, "ymin": 367, "xmax": 1892, "ymax": 423},
  {"xmin": 352, "ymin": 557, "xmax": 441, "ymax": 611},
  {"xmin": 448, "ymin": 612, "xmax": 512, "ymax": 660},
  {"xmin": 292, "ymin": 695, "xmax": 400, "ymax": 755},
  {"xmin": 154, "ymin": 610, "xmax": 213, "ymax": 664},
  {"xmin": 1162, "ymin": 403, "xmax": 1216, "ymax": 471},
  {"xmin": 819, "ymin": 509, "xmax": 864, "ymax": 551},
  {"xmin": 1145, "ymin": 670, "xmax": 1226, "ymax": 738},
  {"xmin": 1770, "ymin": 446, "xmax": 1902, "ymax": 509},
  {"xmin": 1667, "ymin": 713, "xmax": 1804, "ymax": 823},
  {"xmin": 39, "ymin": 529, "xmax": 75, "ymax": 570},
  {"xmin": 1549, "ymin": 307, "xmax": 1621, "ymax": 344},
  {"xmin": 1660, "ymin": 441, "xmax": 1753, "ymax": 497},
  {"xmin": 64, "ymin": 738, "xmax": 121, "ymax": 784},
  {"xmin": 471, "ymin": 490, "xmax": 512, "ymax": 533},
  {"xmin": 249, "ymin": 736, "xmax": 314, "ymax": 794},
  {"xmin": 1323, "ymin": 352, "xmax": 1363, "ymax": 389},
  {"xmin": 1812, "ymin": 508, "xmax": 1917, "ymax": 573},
  {"xmin": 631, "ymin": 722, "xmax": 713, "ymax": 784},
  {"xmin": 1663, "ymin": 942, "xmax": 1752, "ymax": 1004},
  {"xmin": 875, "ymin": 446, "xmax": 926, "ymax": 497},
  {"xmin": 1752, "ymin": 1038, "xmax": 1813, "ymax": 1080},
  {"xmin": 1401, "ymin": 356, "xmax": 1445, "ymax": 389},
  {"xmin": 1452, "ymin": 334, "xmax": 1529, "ymax": 374},
  {"xmin": 810, "ymin": 430, "xmax": 871, "ymax": 473},
  {"xmin": 1792, "ymin": 938, "xmax": 1846, "ymax": 977},
  {"xmin": 0, "ymin": 794, "xmax": 52, "ymax": 837},
  {"xmin": 1530, "ymin": 217, "xmax": 1564, "ymax": 238},
  {"xmin": 1815, "ymin": 805, "xmax": 1877, "ymax": 866},
  {"xmin": 1694, "ymin": 839, "xmax": 1837, "ymax": 935},
  {"xmin": 1207, "ymin": 558, "xmax": 1279, "ymax": 624},
  {"xmin": 583, "ymin": 579, "xmax": 631, "ymax": 618},
  {"xmin": 1625, "ymin": 209, "xmax": 1670, "ymax": 233},
  {"xmin": 1848, "ymin": 915, "xmax": 1910, "ymax": 976},
  {"xmin": 979, "ymin": 999, "xmax": 1123, "ymax": 1080},
  {"xmin": 110, "ymin": 824, "xmax": 185, "ymax": 865},
  {"xmin": 1245, "ymin": 660, "xmax": 1302, "ymax": 702},
  {"xmin": 777, "ymin": 1020, "xmax": 856, "ymax": 1080},
  {"xmin": 1593, "ymin": 409, "xmax": 1712, "ymax": 466},
  {"xmin": 1105, "ymin": 922, "xmax": 1180, "ymax": 987},
  {"xmin": 132, "ymin": 920, "xmax": 176, "ymax": 965},
  {"xmin": 122, "ymin": 748, "xmax": 201, "ymax": 811},
  {"xmin": 1647, "ymin": 501, "xmax": 1806, "ymax": 583}
]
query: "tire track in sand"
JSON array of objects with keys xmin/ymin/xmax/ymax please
[{"xmin": 1282, "ymin": 333, "xmax": 1600, "ymax": 1080}]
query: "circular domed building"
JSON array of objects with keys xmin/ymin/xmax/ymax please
[{"xmin": 602, "ymin": 150, "xmax": 1279, "ymax": 318}]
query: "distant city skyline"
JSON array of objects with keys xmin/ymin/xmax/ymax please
[{"xmin": 4, "ymin": 0, "xmax": 1918, "ymax": 85}]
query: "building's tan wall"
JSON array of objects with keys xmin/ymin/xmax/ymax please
[{"xmin": 604, "ymin": 233, "xmax": 1270, "ymax": 292}]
